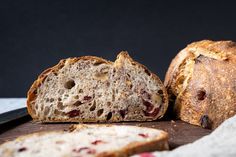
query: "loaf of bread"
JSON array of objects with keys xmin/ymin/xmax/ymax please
[
  {"xmin": 165, "ymin": 40, "xmax": 236, "ymax": 129},
  {"xmin": 27, "ymin": 52, "xmax": 168, "ymax": 122},
  {"xmin": 0, "ymin": 125, "xmax": 169, "ymax": 157}
]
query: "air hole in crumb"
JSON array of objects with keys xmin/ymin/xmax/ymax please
[
  {"xmin": 67, "ymin": 110, "xmax": 80, "ymax": 118},
  {"xmin": 130, "ymin": 84, "xmax": 133, "ymax": 89},
  {"xmin": 158, "ymin": 90, "xmax": 163, "ymax": 95},
  {"xmin": 107, "ymin": 102, "xmax": 111, "ymax": 107},
  {"xmin": 78, "ymin": 89, "xmax": 83, "ymax": 93},
  {"xmin": 44, "ymin": 106, "xmax": 50, "ymax": 115},
  {"xmin": 64, "ymin": 80, "xmax": 75, "ymax": 89},
  {"xmin": 53, "ymin": 71, "xmax": 58, "ymax": 76},
  {"xmin": 106, "ymin": 112, "xmax": 112, "ymax": 120},
  {"xmin": 74, "ymin": 95, "xmax": 79, "ymax": 99},
  {"xmin": 54, "ymin": 109, "xmax": 60, "ymax": 115},
  {"xmin": 119, "ymin": 109, "xmax": 127, "ymax": 119},
  {"xmin": 144, "ymin": 69, "xmax": 151, "ymax": 76},
  {"xmin": 197, "ymin": 89, "xmax": 206, "ymax": 100},
  {"xmin": 84, "ymin": 96, "xmax": 92, "ymax": 101},
  {"xmin": 58, "ymin": 98, "xmax": 62, "ymax": 101},
  {"xmin": 177, "ymin": 76, "xmax": 184, "ymax": 85},
  {"xmin": 49, "ymin": 98, "xmax": 54, "ymax": 102},
  {"xmin": 97, "ymin": 109, "xmax": 104, "ymax": 117},
  {"xmin": 46, "ymin": 98, "xmax": 49, "ymax": 102},
  {"xmin": 112, "ymin": 89, "xmax": 115, "ymax": 101},
  {"xmin": 57, "ymin": 102, "xmax": 65, "ymax": 110},
  {"xmin": 18, "ymin": 147, "xmax": 27, "ymax": 152},
  {"xmin": 224, "ymin": 58, "xmax": 229, "ymax": 62}
]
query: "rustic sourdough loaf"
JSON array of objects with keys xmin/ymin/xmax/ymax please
[
  {"xmin": 27, "ymin": 52, "xmax": 168, "ymax": 122},
  {"xmin": 165, "ymin": 40, "xmax": 236, "ymax": 129},
  {"xmin": 0, "ymin": 125, "xmax": 169, "ymax": 157}
]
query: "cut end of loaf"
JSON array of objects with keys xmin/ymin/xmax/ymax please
[{"xmin": 27, "ymin": 52, "xmax": 168, "ymax": 122}]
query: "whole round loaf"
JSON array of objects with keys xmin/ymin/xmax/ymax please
[{"xmin": 164, "ymin": 40, "xmax": 236, "ymax": 129}]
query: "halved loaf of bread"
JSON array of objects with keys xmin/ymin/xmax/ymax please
[
  {"xmin": 0, "ymin": 125, "xmax": 169, "ymax": 157},
  {"xmin": 27, "ymin": 52, "xmax": 168, "ymax": 122}
]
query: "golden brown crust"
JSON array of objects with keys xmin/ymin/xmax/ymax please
[{"xmin": 164, "ymin": 40, "xmax": 236, "ymax": 129}]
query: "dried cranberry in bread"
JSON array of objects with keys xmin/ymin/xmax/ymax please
[
  {"xmin": 165, "ymin": 40, "xmax": 236, "ymax": 129},
  {"xmin": 27, "ymin": 52, "xmax": 168, "ymax": 122},
  {"xmin": 0, "ymin": 125, "xmax": 169, "ymax": 157}
]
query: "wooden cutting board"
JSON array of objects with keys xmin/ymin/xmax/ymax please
[{"xmin": 0, "ymin": 115, "xmax": 211, "ymax": 149}]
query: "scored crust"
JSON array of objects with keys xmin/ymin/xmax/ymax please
[
  {"xmin": 27, "ymin": 51, "xmax": 168, "ymax": 122},
  {"xmin": 164, "ymin": 40, "xmax": 236, "ymax": 129},
  {"xmin": 0, "ymin": 124, "xmax": 169, "ymax": 157}
]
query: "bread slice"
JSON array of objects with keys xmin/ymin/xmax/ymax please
[
  {"xmin": 0, "ymin": 125, "xmax": 169, "ymax": 157},
  {"xmin": 27, "ymin": 52, "xmax": 168, "ymax": 122}
]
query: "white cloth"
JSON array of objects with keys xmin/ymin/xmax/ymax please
[
  {"xmin": 134, "ymin": 115, "xmax": 236, "ymax": 157},
  {"xmin": 0, "ymin": 98, "xmax": 26, "ymax": 114}
]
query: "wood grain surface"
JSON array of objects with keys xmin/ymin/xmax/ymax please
[{"xmin": 0, "ymin": 117, "xmax": 211, "ymax": 149}]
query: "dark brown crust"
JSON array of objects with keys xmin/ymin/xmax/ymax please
[
  {"xmin": 164, "ymin": 40, "xmax": 236, "ymax": 129},
  {"xmin": 27, "ymin": 52, "xmax": 168, "ymax": 122},
  {"xmin": 0, "ymin": 125, "xmax": 169, "ymax": 157}
]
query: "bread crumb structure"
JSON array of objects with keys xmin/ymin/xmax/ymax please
[{"xmin": 27, "ymin": 52, "xmax": 168, "ymax": 122}]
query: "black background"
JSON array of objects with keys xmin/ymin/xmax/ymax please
[{"xmin": 1, "ymin": 0, "xmax": 236, "ymax": 97}]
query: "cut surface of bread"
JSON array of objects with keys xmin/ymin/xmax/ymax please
[
  {"xmin": 27, "ymin": 52, "xmax": 168, "ymax": 122},
  {"xmin": 0, "ymin": 125, "xmax": 169, "ymax": 157},
  {"xmin": 164, "ymin": 40, "xmax": 236, "ymax": 129}
]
